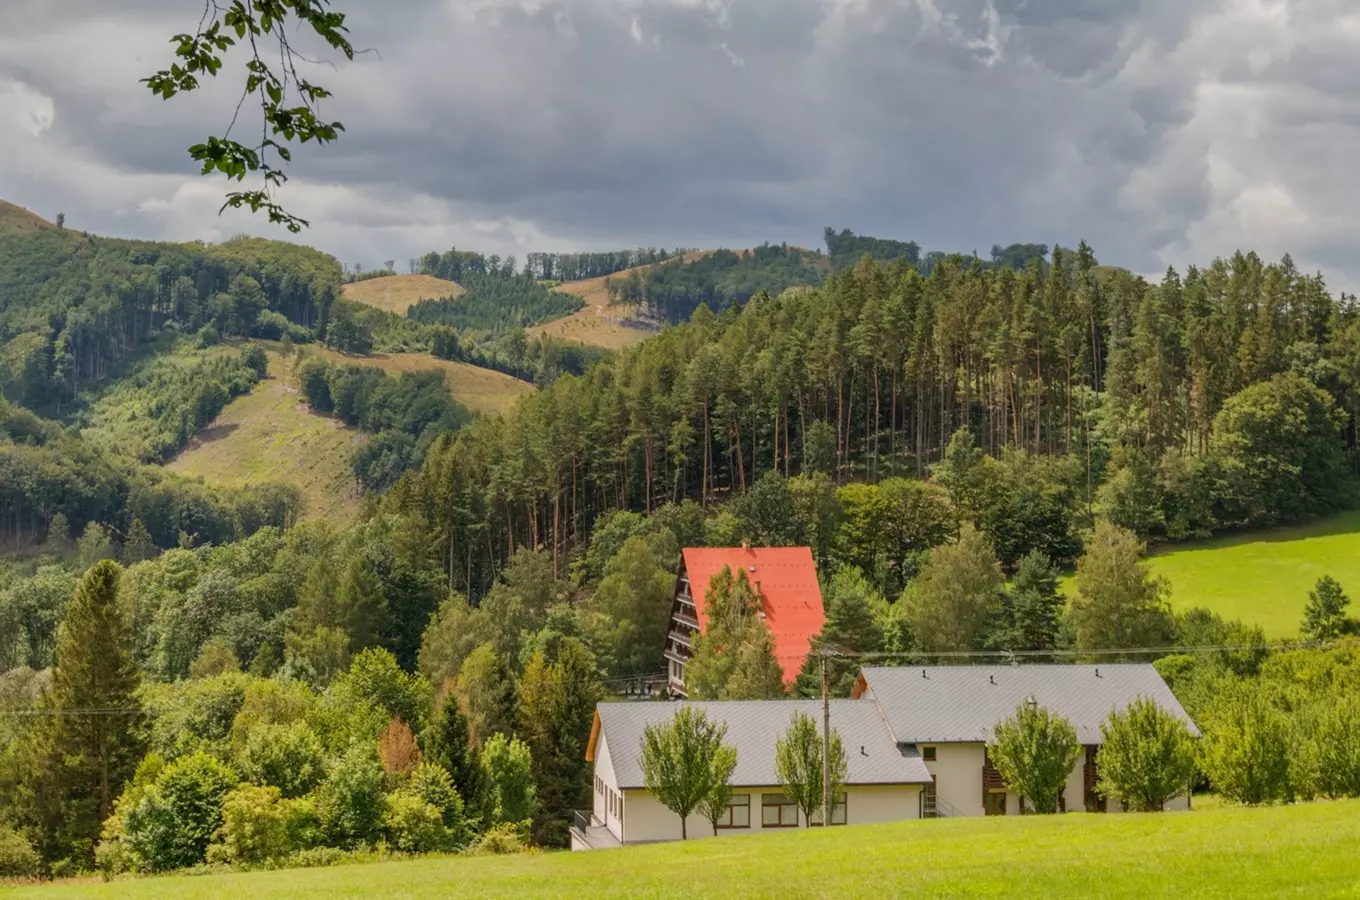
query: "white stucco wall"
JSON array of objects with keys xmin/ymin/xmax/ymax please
[
  {"xmin": 592, "ymin": 733, "xmax": 624, "ymax": 841},
  {"xmin": 922, "ymin": 742, "xmax": 988, "ymax": 817},
  {"xmin": 617, "ymin": 784, "xmax": 922, "ymax": 844},
  {"xmin": 922, "ymin": 742, "xmax": 1190, "ymax": 816}
]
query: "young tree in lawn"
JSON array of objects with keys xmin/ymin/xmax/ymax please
[
  {"xmin": 640, "ymin": 707, "xmax": 734, "ymax": 840},
  {"xmin": 988, "ymin": 699, "xmax": 1079, "ymax": 814},
  {"xmin": 1301, "ymin": 576, "xmax": 1353, "ymax": 642},
  {"xmin": 697, "ymin": 745, "xmax": 739, "ymax": 836},
  {"xmin": 775, "ymin": 711, "xmax": 847, "ymax": 827},
  {"xmin": 1096, "ymin": 697, "xmax": 1198, "ymax": 811}
]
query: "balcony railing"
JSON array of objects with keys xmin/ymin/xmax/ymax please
[{"xmin": 672, "ymin": 611, "xmax": 700, "ymax": 631}]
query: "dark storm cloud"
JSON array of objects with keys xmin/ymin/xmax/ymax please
[{"xmin": 2, "ymin": 0, "xmax": 1360, "ymax": 288}]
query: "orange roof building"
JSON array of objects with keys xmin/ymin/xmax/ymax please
[{"xmin": 664, "ymin": 546, "xmax": 826, "ymax": 696}]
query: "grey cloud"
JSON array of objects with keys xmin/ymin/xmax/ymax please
[{"xmin": 2, "ymin": 0, "xmax": 1360, "ymax": 289}]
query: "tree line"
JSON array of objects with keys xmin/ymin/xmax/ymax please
[{"xmin": 387, "ymin": 242, "xmax": 1360, "ymax": 600}]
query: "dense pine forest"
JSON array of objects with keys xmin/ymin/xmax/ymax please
[{"xmin": 4, "ymin": 215, "xmax": 1360, "ymax": 877}]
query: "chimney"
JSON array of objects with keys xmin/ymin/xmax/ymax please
[{"xmin": 741, "ymin": 539, "xmax": 751, "ymax": 551}]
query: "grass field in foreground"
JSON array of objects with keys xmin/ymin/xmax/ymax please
[
  {"xmin": 9, "ymin": 800, "xmax": 1358, "ymax": 899},
  {"xmin": 1143, "ymin": 509, "xmax": 1360, "ymax": 638},
  {"xmin": 340, "ymin": 275, "xmax": 463, "ymax": 315},
  {"xmin": 166, "ymin": 352, "xmax": 364, "ymax": 525}
]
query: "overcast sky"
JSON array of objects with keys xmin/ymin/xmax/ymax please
[{"xmin": 2, "ymin": 0, "xmax": 1357, "ymax": 287}]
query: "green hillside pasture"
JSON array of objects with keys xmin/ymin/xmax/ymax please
[
  {"xmin": 167, "ymin": 351, "xmax": 364, "ymax": 526},
  {"xmin": 9, "ymin": 800, "xmax": 1360, "ymax": 899},
  {"xmin": 1146, "ymin": 510, "xmax": 1360, "ymax": 638}
]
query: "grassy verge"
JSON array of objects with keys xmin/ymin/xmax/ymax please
[{"xmin": 8, "ymin": 800, "xmax": 1359, "ymax": 899}]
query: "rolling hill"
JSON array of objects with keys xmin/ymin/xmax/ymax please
[
  {"xmin": 166, "ymin": 350, "xmax": 365, "ymax": 525},
  {"xmin": 0, "ymin": 199, "xmax": 58, "ymax": 234},
  {"xmin": 341, "ymin": 274, "xmax": 464, "ymax": 315},
  {"xmin": 11, "ymin": 800, "xmax": 1359, "ymax": 899},
  {"xmin": 528, "ymin": 253, "xmax": 711, "ymax": 350},
  {"xmin": 296, "ymin": 344, "xmax": 533, "ymax": 416}
]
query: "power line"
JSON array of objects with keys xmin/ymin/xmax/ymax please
[{"xmin": 814, "ymin": 640, "xmax": 1325, "ymax": 660}]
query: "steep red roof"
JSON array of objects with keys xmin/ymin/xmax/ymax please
[{"xmin": 682, "ymin": 546, "xmax": 825, "ymax": 686}]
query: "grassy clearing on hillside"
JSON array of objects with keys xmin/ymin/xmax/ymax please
[
  {"xmin": 340, "ymin": 275, "xmax": 463, "ymax": 315},
  {"xmin": 10, "ymin": 800, "xmax": 1359, "ymax": 899},
  {"xmin": 166, "ymin": 352, "xmax": 363, "ymax": 526},
  {"xmin": 0, "ymin": 200, "xmax": 57, "ymax": 234},
  {"xmin": 1140, "ymin": 510, "xmax": 1360, "ymax": 638},
  {"xmin": 291, "ymin": 345, "xmax": 533, "ymax": 416},
  {"xmin": 526, "ymin": 257, "xmax": 711, "ymax": 350}
]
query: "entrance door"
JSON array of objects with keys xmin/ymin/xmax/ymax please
[{"xmin": 984, "ymin": 791, "xmax": 1007, "ymax": 816}]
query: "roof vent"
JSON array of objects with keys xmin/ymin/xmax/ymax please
[
  {"xmin": 1095, "ymin": 668, "xmax": 1102, "ymax": 678},
  {"xmin": 989, "ymin": 675, "xmax": 997, "ymax": 686},
  {"xmin": 860, "ymin": 745, "xmax": 868, "ymax": 757},
  {"xmin": 921, "ymin": 669, "xmax": 928, "ymax": 679},
  {"xmin": 748, "ymin": 565, "xmax": 757, "ymax": 573}
]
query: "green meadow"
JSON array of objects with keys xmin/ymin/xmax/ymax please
[{"xmin": 7, "ymin": 800, "xmax": 1359, "ymax": 900}]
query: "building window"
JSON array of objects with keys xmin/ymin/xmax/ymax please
[
  {"xmin": 922, "ymin": 745, "xmax": 937, "ymax": 762},
  {"xmin": 808, "ymin": 793, "xmax": 848, "ymax": 826},
  {"xmin": 984, "ymin": 790, "xmax": 1007, "ymax": 816},
  {"xmin": 717, "ymin": 793, "xmax": 750, "ymax": 829},
  {"xmin": 761, "ymin": 792, "xmax": 800, "ymax": 828}
]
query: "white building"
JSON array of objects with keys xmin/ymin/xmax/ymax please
[
  {"xmin": 573, "ymin": 698, "xmax": 931, "ymax": 850},
  {"xmin": 572, "ymin": 664, "xmax": 1197, "ymax": 850},
  {"xmin": 852, "ymin": 664, "xmax": 1200, "ymax": 817}
]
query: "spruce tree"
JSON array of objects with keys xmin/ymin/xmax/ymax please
[
  {"xmin": 43, "ymin": 560, "xmax": 144, "ymax": 863},
  {"xmin": 422, "ymin": 690, "xmax": 484, "ymax": 823}
]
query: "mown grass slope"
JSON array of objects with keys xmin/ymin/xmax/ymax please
[
  {"xmin": 527, "ymin": 257, "xmax": 707, "ymax": 350},
  {"xmin": 0, "ymin": 200, "xmax": 57, "ymax": 235},
  {"xmin": 1143, "ymin": 509, "xmax": 1360, "ymax": 638},
  {"xmin": 341, "ymin": 275, "xmax": 464, "ymax": 315},
  {"xmin": 297, "ymin": 345, "xmax": 532, "ymax": 416},
  {"xmin": 166, "ymin": 351, "xmax": 363, "ymax": 525},
  {"xmin": 11, "ymin": 800, "xmax": 1360, "ymax": 899}
]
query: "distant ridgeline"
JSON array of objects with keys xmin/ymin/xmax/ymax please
[
  {"xmin": 598, "ymin": 232, "xmax": 1060, "ymax": 326},
  {"xmin": 824, "ymin": 228, "xmax": 1051, "ymax": 275},
  {"xmin": 414, "ymin": 246, "xmax": 685, "ymax": 284}
]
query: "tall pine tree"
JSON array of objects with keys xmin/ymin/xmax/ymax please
[{"xmin": 41, "ymin": 560, "xmax": 144, "ymax": 863}]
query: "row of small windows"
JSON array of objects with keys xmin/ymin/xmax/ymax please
[{"xmin": 716, "ymin": 792, "xmax": 847, "ymax": 829}]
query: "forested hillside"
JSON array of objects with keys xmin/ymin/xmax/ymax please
[
  {"xmin": 4, "ymin": 224, "xmax": 1360, "ymax": 879},
  {"xmin": 390, "ymin": 244, "xmax": 1360, "ymax": 597}
]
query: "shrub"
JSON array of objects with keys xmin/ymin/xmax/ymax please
[
  {"xmin": 480, "ymin": 733, "xmax": 535, "ymax": 828},
  {"xmin": 238, "ymin": 722, "xmax": 327, "ymax": 798},
  {"xmin": 1096, "ymin": 697, "xmax": 1198, "ymax": 811},
  {"xmin": 0, "ymin": 826, "xmax": 41, "ymax": 878},
  {"xmin": 123, "ymin": 751, "xmax": 239, "ymax": 872},
  {"xmin": 315, "ymin": 745, "xmax": 385, "ymax": 848},
  {"xmin": 1310, "ymin": 694, "xmax": 1360, "ymax": 799},
  {"xmin": 209, "ymin": 784, "xmax": 320, "ymax": 866},
  {"xmin": 383, "ymin": 794, "xmax": 453, "ymax": 854},
  {"xmin": 404, "ymin": 763, "xmax": 469, "ymax": 845},
  {"xmin": 470, "ymin": 822, "xmax": 528, "ymax": 856},
  {"xmin": 1200, "ymin": 690, "xmax": 1291, "ymax": 805}
]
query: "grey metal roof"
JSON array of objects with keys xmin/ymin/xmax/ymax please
[
  {"xmin": 596, "ymin": 699, "xmax": 932, "ymax": 789},
  {"xmin": 858, "ymin": 664, "xmax": 1200, "ymax": 745}
]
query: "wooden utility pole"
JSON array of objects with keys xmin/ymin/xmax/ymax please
[{"xmin": 820, "ymin": 649, "xmax": 832, "ymax": 827}]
